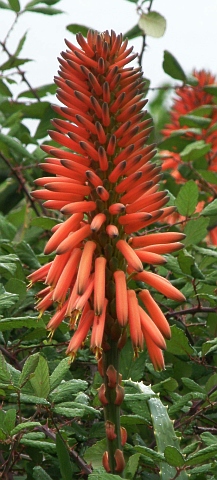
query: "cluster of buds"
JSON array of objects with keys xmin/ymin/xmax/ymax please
[{"xmin": 29, "ymin": 30, "xmax": 186, "ymax": 372}]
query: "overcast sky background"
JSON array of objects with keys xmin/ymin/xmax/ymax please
[{"xmin": 1, "ymin": 0, "xmax": 217, "ymax": 98}]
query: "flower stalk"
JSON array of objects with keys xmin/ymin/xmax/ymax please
[{"xmin": 28, "ymin": 30, "xmax": 186, "ymax": 474}]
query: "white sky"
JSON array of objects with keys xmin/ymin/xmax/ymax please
[{"xmin": 1, "ymin": 0, "xmax": 217, "ymax": 97}]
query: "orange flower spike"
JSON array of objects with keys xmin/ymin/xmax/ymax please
[
  {"xmin": 135, "ymin": 250, "xmax": 166, "ymax": 265},
  {"xmin": 75, "ymin": 274, "xmax": 94, "ymax": 311},
  {"xmin": 56, "ymin": 224, "xmax": 91, "ymax": 255},
  {"xmin": 139, "ymin": 242, "xmax": 184, "ymax": 254},
  {"xmin": 35, "ymin": 290, "xmax": 53, "ymax": 315},
  {"xmin": 116, "ymin": 239, "xmax": 143, "ymax": 272},
  {"xmin": 91, "ymin": 298, "xmax": 108, "ymax": 355},
  {"xmin": 113, "ymin": 270, "xmax": 128, "ymax": 327},
  {"xmin": 138, "ymin": 306, "xmax": 166, "ymax": 350},
  {"xmin": 94, "ymin": 257, "xmax": 107, "ymax": 316},
  {"xmin": 139, "ymin": 289, "xmax": 171, "ymax": 339},
  {"xmin": 127, "ymin": 289, "xmax": 143, "ymax": 353},
  {"xmin": 77, "ymin": 241, "xmax": 96, "ymax": 294},
  {"xmin": 45, "ymin": 252, "xmax": 71, "ymax": 287},
  {"xmin": 91, "ymin": 213, "xmax": 107, "ymax": 232},
  {"xmin": 52, "ymin": 248, "xmax": 82, "ymax": 303},
  {"xmin": 66, "ymin": 309, "xmax": 94, "ymax": 358},
  {"xmin": 143, "ymin": 331, "xmax": 165, "ymax": 371},
  {"xmin": 27, "ymin": 262, "xmax": 52, "ymax": 286},
  {"xmin": 106, "ymin": 224, "xmax": 119, "ymax": 238},
  {"xmin": 44, "ymin": 213, "xmax": 83, "ymax": 255},
  {"xmin": 46, "ymin": 300, "xmax": 69, "ymax": 332},
  {"xmin": 61, "ymin": 200, "xmax": 96, "ymax": 215},
  {"xmin": 135, "ymin": 270, "xmax": 186, "ymax": 302},
  {"xmin": 96, "ymin": 186, "xmax": 110, "ymax": 201},
  {"xmin": 129, "ymin": 231, "xmax": 186, "ymax": 248}
]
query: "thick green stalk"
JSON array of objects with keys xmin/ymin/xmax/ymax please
[{"xmin": 102, "ymin": 340, "xmax": 123, "ymax": 475}]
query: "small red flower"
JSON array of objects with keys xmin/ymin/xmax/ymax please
[{"xmin": 29, "ymin": 30, "xmax": 185, "ymax": 370}]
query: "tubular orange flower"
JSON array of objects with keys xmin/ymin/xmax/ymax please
[
  {"xmin": 77, "ymin": 241, "xmax": 96, "ymax": 294},
  {"xmin": 139, "ymin": 289, "xmax": 171, "ymax": 339},
  {"xmin": 113, "ymin": 270, "xmax": 128, "ymax": 327},
  {"xmin": 30, "ymin": 30, "xmax": 185, "ymax": 372}
]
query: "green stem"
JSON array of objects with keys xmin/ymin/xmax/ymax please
[{"xmin": 102, "ymin": 339, "xmax": 123, "ymax": 475}]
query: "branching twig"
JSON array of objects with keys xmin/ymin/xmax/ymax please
[
  {"xmin": 0, "ymin": 41, "xmax": 41, "ymax": 102},
  {"xmin": 0, "ymin": 151, "xmax": 40, "ymax": 216},
  {"xmin": 36, "ymin": 425, "xmax": 93, "ymax": 476}
]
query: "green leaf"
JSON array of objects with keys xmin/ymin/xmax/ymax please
[
  {"xmin": 50, "ymin": 357, "xmax": 70, "ymax": 391},
  {"xmin": 0, "ymin": 133, "xmax": 32, "ymax": 158},
  {"xmin": 204, "ymin": 85, "xmax": 217, "ymax": 96},
  {"xmin": 189, "ymin": 105, "xmax": 213, "ymax": 117},
  {"xmin": 17, "ymin": 393, "xmax": 50, "ymax": 405},
  {"xmin": 66, "ymin": 23, "xmax": 90, "ymax": 37},
  {"xmin": 33, "ymin": 466, "xmax": 53, "ymax": 480},
  {"xmin": 31, "ymin": 216, "xmax": 59, "ymax": 230},
  {"xmin": 160, "ymin": 133, "xmax": 198, "ymax": 153},
  {"xmin": 185, "ymin": 445, "xmax": 217, "ymax": 466},
  {"xmin": 0, "ymin": 352, "xmax": 12, "ymax": 383},
  {"xmin": 20, "ymin": 438, "xmax": 55, "ymax": 453},
  {"xmin": 0, "ymin": 1, "xmax": 10, "ymax": 9},
  {"xmin": 53, "ymin": 404, "xmax": 97, "ymax": 418},
  {"xmin": 197, "ymin": 170, "xmax": 217, "ymax": 185},
  {"xmin": 30, "ymin": 355, "xmax": 50, "ymax": 398},
  {"xmin": 163, "ymin": 50, "xmax": 186, "ymax": 81},
  {"xmin": 148, "ymin": 396, "xmax": 188, "ymax": 479},
  {"xmin": 179, "ymin": 114, "xmax": 211, "ymax": 128},
  {"xmin": 8, "ymin": 0, "xmax": 20, "ymax": 12},
  {"xmin": 164, "ymin": 446, "xmax": 185, "ymax": 467},
  {"xmin": 125, "ymin": 453, "xmax": 140, "ymax": 480},
  {"xmin": 14, "ymin": 32, "xmax": 28, "ymax": 57},
  {"xmin": 135, "ymin": 444, "xmax": 164, "ymax": 462},
  {"xmin": 11, "ymin": 421, "xmax": 41, "ymax": 436},
  {"xmin": 166, "ymin": 325, "xmax": 195, "ymax": 356},
  {"xmin": 184, "ymin": 217, "xmax": 209, "ymax": 246},
  {"xmin": 175, "ymin": 180, "xmax": 198, "ymax": 216},
  {"xmin": 50, "ymin": 379, "xmax": 88, "ymax": 403},
  {"xmin": 0, "ymin": 79, "xmax": 12, "ymax": 96},
  {"xmin": 123, "ymin": 24, "xmax": 143, "ymax": 40},
  {"xmin": 18, "ymin": 83, "xmax": 56, "ymax": 99},
  {"xmin": 120, "ymin": 339, "xmax": 146, "ymax": 381},
  {"xmin": 0, "ymin": 57, "xmax": 32, "ymax": 71},
  {"xmin": 25, "ymin": 0, "xmax": 60, "ymax": 5},
  {"xmin": 181, "ymin": 377, "xmax": 204, "ymax": 393},
  {"xmin": 0, "ymin": 254, "xmax": 18, "ymax": 277},
  {"xmin": 194, "ymin": 245, "xmax": 217, "ymax": 258},
  {"xmin": 56, "ymin": 433, "xmax": 73, "ymax": 480},
  {"xmin": 89, "ymin": 472, "xmax": 122, "ymax": 480},
  {"xmin": 3, "ymin": 408, "xmax": 16, "ymax": 434},
  {"xmin": 180, "ymin": 140, "xmax": 211, "ymax": 161},
  {"xmin": 14, "ymin": 241, "xmax": 41, "ymax": 269},
  {"xmin": 201, "ymin": 432, "xmax": 217, "ymax": 447},
  {"xmin": 0, "ymin": 290, "xmax": 19, "ymax": 309},
  {"xmin": 19, "ymin": 353, "xmax": 40, "ymax": 387},
  {"xmin": 84, "ymin": 439, "xmax": 107, "ymax": 469},
  {"xmin": 138, "ymin": 11, "xmax": 166, "ymax": 38},
  {"xmin": 26, "ymin": 6, "xmax": 63, "ymax": 14},
  {"xmin": 0, "ymin": 316, "xmax": 45, "ymax": 331}
]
